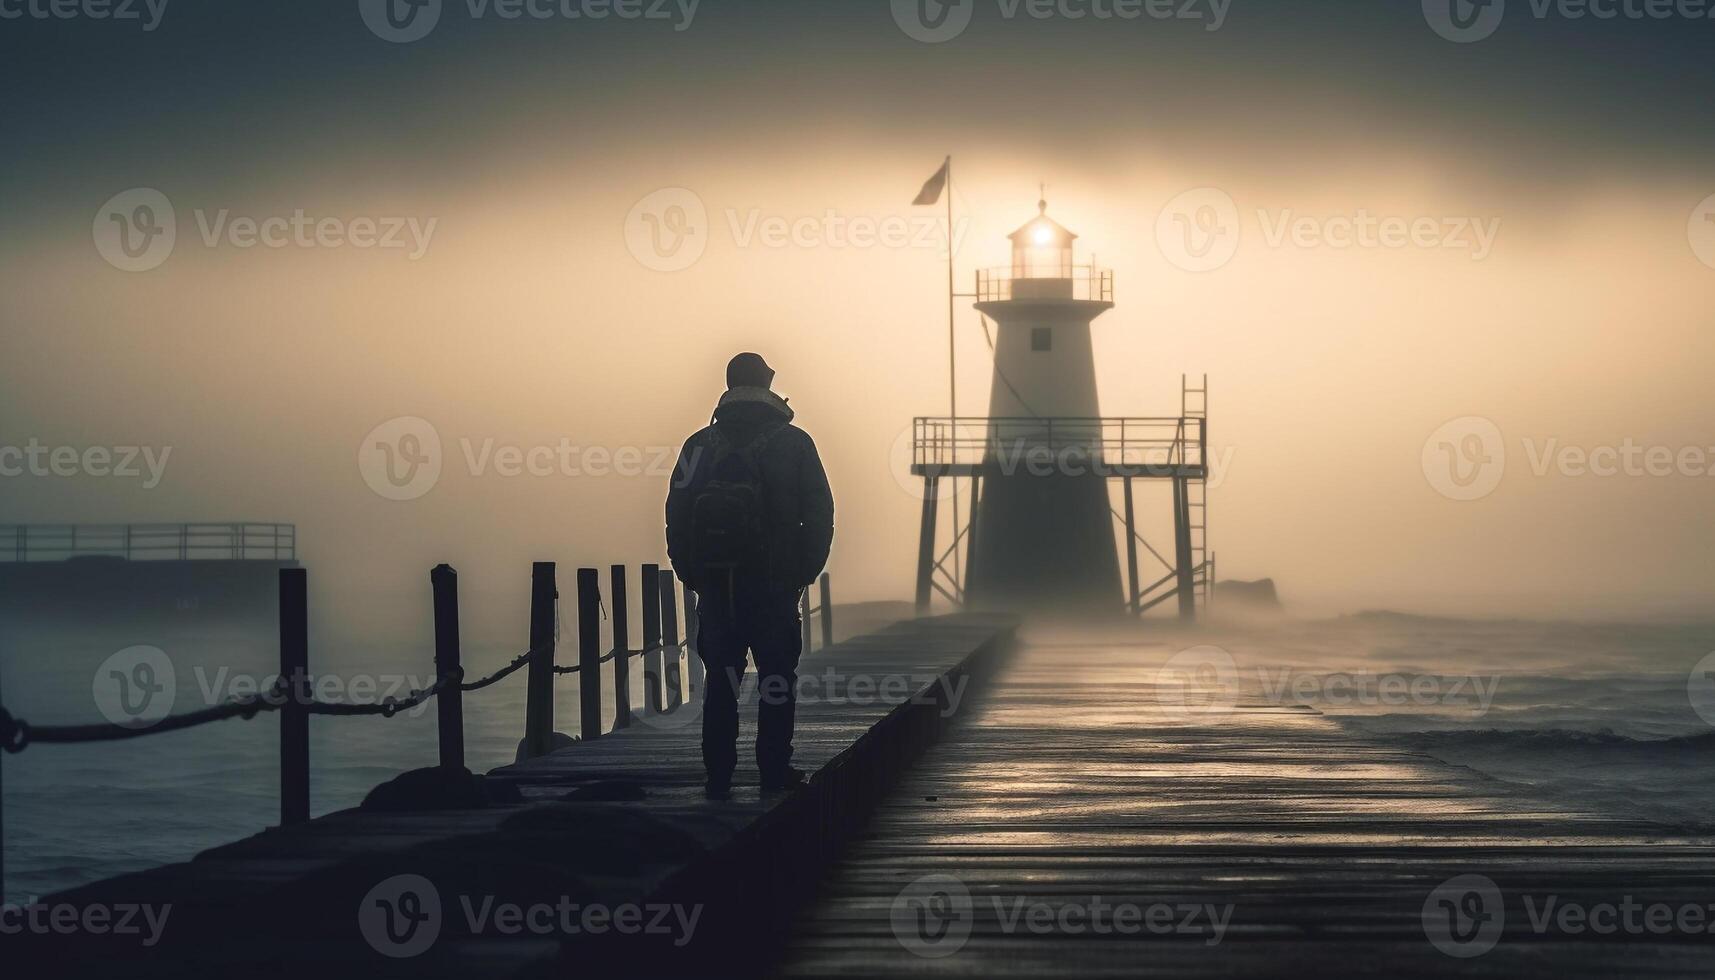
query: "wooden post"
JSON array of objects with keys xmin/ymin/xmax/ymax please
[
  {"xmin": 523, "ymin": 562, "xmax": 558, "ymax": 759},
  {"xmin": 610, "ymin": 564, "xmax": 631, "ymax": 730},
  {"xmin": 1173, "ymin": 478, "xmax": 1195, "ymax": 622},
  {"xmin": 658, "ymin": 569, "xmax": 682, "ymax": 711},
  {"xmin": 800, "ymin": 588, "xmax": 813, "ymax": 654},
  {"xmin": 641, "ymin": 563, "xmax": 662, "ymax": 716},
  {"xmin": 818, "ymin": 572, "xmax": 834, "ymax": 649},
  {"xmin": 1123, "ymin": 477, "xmax": 1141, "ymax": 616},
  {"xmin": 684, "ymin": 586, "xmax": 703, "ymax": 698},
  {"xmin": 279, "ymin": 568, "xmax": 310, "ymax": 826},
  {"xmin": 577, "ymin": 568, "xmax": 602, "ymax": 741},
  {"xmin": 1, "ymin": 635, "xmax": 6, "ymax": 898},
  {"xmin": 430, "ymin": 564, "xmax": 465, "ymax": 771},
  {"xmin": 914, "ymin": 473, "xmax": 940, "ymax": 614}
]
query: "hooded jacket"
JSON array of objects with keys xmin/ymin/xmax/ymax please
[{"xmin": 665, "ymin": 387, "xmax": 834, "ymax": 593}]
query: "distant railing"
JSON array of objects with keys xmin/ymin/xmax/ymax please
[
  {"xmin": 912, "ymin": 417, "xmax": 1206, "ymax": 472},
  {"xmin": 976, "ymin": 266, "xmax": 1112, "ymax": 303},
  {"xmin": 0, "ymin": 523, "xmax": 296, "ymax": 563}
]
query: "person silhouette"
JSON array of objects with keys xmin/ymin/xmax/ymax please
[{"xmin": 666, "ymin": 352, "xmax": 835, "ymax": 799}]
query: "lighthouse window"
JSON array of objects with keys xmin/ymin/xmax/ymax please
[{"xmin": 1031, "ymin": 327, "xmax": 1052, "ymax": 352}]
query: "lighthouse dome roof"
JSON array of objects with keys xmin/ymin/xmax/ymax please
[{"xmin": 1007, "ymin": 204, "xmax": 1077, "ymax": 247}]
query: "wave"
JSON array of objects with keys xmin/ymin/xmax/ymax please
[{"xmin": 1385, "ymin": 727, "xmax": 1715, "ymax": 754}]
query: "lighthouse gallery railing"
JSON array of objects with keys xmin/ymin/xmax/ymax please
[{"xmin": 911, "ymin": 417, "xmax": 1206, "ymax": 475}]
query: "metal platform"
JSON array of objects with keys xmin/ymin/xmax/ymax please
[{"xmin": 908, "ymin": 416, "xmax": 1206, "ymax": 480}]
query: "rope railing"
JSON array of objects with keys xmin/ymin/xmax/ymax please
[
  {"xmin": 0, "ymin": 562, "xmax": 832, "ymax": 842},
  {"xmin": 0, "ymin": 649, "xmax": 556, "ymax": 753}
]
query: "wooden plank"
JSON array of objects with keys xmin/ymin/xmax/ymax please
[{"xmin": 778, "ymin": 641, "xmax": 1715, "ymax": 979}]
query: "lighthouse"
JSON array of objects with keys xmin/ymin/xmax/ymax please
[
  {"xmin": 965, "ymin": 199, "xmax": 1122, "ymax": 608},
  {"xmin": 910, "ymin": 196, "xmax": 1211, "ymax": 619}
]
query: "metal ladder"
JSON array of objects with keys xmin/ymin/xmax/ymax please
[{"xmin": 1181, "ymin": 375, "xmax": 1211, "ymax": 605}]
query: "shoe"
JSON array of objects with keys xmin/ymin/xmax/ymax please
[
  {"xmin": 760, "ymin": 766, "xmax": 807, "ymax": 793},
  {"xmin": 705, "ymin": 777, "xmax": 732, "ymax": 801}
]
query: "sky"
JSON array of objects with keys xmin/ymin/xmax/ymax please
[{"xmin": 2, "ymin": 0, "xmax": 1713, "ymax": 628}]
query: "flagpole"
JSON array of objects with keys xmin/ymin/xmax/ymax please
[{"xmin": 946, "ymin": 156, "xmax": 960, "ymax": 596}]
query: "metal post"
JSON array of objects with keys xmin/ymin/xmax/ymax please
[
  {"xmin": 818, "ymin": 572, "xmax": 834, "ymax": 650},
  {"xmin": 641, "ymin": 564, "xmax": 662, "ymax": 716},
  {"xmin": 914, "ymin": 473, "xmax": 940, "ymax": 614},
  {"xmin": 685, "ymin": 586, "xmax": 703, "ymax": 698},
  {"xmin": 1123, "ymin": 477, "xmax": 1140, "ymax": 616},
  {"xmin": 963, "ymin": 474, "xmax": 981, "ymax": 603},
  {"xmin": 658, "ymin": 569, "xmax": 681, "ymax": 711},
  {"xmin": 1173, "ymin": 478, "xmax": 1195, "ymax": 622},
  {"xmin": 279, "ymin": 568, "xmax": 310, "ymax": 826},
  {"xmin": 610, "ymin": 564, "xmax": 631, "ymax": 730},
  {"xmin": 523, "ymin": 562, "xmax": 557, "ymax": 759},
  {"xmin": 431, "ymin": 564, "xmax": 465, "ymax": 771},
  {"xmin": 577, "ymin": 568, "xmax": 602, "ymax": 741}
]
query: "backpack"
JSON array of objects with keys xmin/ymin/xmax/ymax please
[{"xmin": 687, "ymin": 424, "xmax": 782, "ymax": 582}]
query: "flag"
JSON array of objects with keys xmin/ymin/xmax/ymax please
[{"xmin": 912, "ymin": 157, "xmax": 949, "ymax": 206}]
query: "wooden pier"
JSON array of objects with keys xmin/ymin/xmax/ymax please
[
  {"xmin": 779, "ymin": 638, "xmax": 1715, "ymax": 978},
  {"xmin": 11, "ymin": 612, "xmax": 1016, "ymax": 978}
]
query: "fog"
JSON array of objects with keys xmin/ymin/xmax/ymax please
[{"xmin": 3, "ymin": 0, "xmax": 1712, "ymax": 637}]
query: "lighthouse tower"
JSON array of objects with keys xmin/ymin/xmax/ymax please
[{"xmin": 965, "ymin": 198, "xmax": 1122, "ymax": 608}]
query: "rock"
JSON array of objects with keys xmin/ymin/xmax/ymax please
[
  {"xmin": 514, "ymin": 731, "xmax": 579, "ymax": 765},
  {"xmin": 1213, "ymin": 578, "xmax": 1282, "ymax": 610},
  {"xmin": 361, "ymin": 765, "xmax": 519, "ymax": 811}
]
